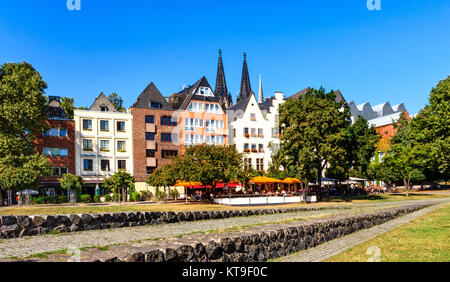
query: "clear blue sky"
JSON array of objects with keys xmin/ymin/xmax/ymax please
[{"xmin": 1, "ymin": 0, "xmax": 449, "ymax": 114}]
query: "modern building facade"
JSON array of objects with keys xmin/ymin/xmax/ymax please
[
  {"xmin": 74, "ymin": 93, "xmax": 133, "ymax": 193},
  {"xmin": 34, "ymin": 96, "xmax": 75, "ymax": 195}
]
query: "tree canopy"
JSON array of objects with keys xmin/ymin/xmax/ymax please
[
  {"xmin": 107, "ymin": 93, "xmax": 127, "ymax": 113},
  {"xmin": 103, "ymin": 171, "xmax": 135, "ymax": 203}
]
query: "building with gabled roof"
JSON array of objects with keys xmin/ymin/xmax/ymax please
[{"xmin": 33, "ymin": 96, "xmax": 75, "ymax": 195}]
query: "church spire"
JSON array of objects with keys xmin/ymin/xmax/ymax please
[
  {"xmin": 214, "ymin": 49, "xmax": 228, "ymax": 98},
  {"xmin": 258, "ymin": 74, "xmax": 264, "ymax": 104},
  {"xmin": 238, "ymin": 52, "xmax": 252, "ymax": 102}
]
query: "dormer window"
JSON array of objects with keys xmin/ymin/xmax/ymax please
[
  {"xmin": 100, "ymin": 106, "xmax": 109, "ymax": 112},
  {"xmin": 198, "ymin": 87, "xmax": 214, "ymax": 97}
]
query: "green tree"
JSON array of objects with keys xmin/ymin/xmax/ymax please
[
  {"xmin": 60, "ymin": 97, "xmax": 75, "ymax": 119},
  {"xmin": 103, "ymin": 171, "xmax": 135, "ymax": 204},
  {"xmin": 273, "ymin": 87, "xmax": 349, "ymax": 203},
  {"xmin": 59, "ymin": 173, "xmax": 83, "ymax": 205},
  {"xmin": 408, "ymin": 76, "xmax": 449, "ymax": 183},
  {"xmin": 107, "ymin": 93, "xmax": 127, "ymax": 113},
  {"xmin": 382, "ymin": 112, "xmax": 419, "ymax": 196},
  {"xmin": 146, "ymin": 163, "xmax": 178, "ymax": 202},
  {"xmin": 0, "ymin": 62, "xmax": 52, "ymax": 201},
  {"xmin": 345, "ymin": 117, "xmax": 381, "ymax": 178}
]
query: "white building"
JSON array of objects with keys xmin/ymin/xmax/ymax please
[
  {"xmin": 347, "ymin": 101, "xmax": 407, "ymax": 124},
  {"xmin": 228, "ymin": 90, "xmax": 285, "ymax": 172},
  {"xmin": 74, "ymin": 93, "xmax": 133, "ymax": 190}
]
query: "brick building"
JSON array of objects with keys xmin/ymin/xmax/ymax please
[
  {"xmin": 33, "ymin": 96, "xmax": 75, "ymax": 195},
  {"xmin": 130, "ymin": 82, "xmax": 180, "ymax": 191}
]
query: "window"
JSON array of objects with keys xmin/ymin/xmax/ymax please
[
  {"xmin": 161, "ymin": 133, "xmax": 174, "ymax": 143},
  {"xmin": 244, "ymin": 158, "xmax": 252, "ymax": 170},
  {"xmin": 244, "ymin": 143, "xmax": 250, "ymax": 152},
  {"xmin": 83, "ymin": 159, "xmax": 93, "ymax": 171},
  {"xmin": 206, "ymin": 135, "xmax": 215, "ymax": 145},
  {"xmin": 188, "ymin": 102, "xmax": 203, "ymax": 112},
  {"xmin": 117, "ymin": 160, "xmax": 127, "ymax": 170},
  {"xmin": 151, "ymin": 102, "xmax": 161, "ymax": 109},
  {"xmin": 146, "ymin": 132, "xmax": 155, "ymax": 141},
  {"xmin": 59, "ymin": 128, "xmax": 67, "ymax": 137},
  {"xmin": 117, "ymin": 141, "xmax": 126, "ymax": 152},
  {"xmin": 258, "ymin": 128, "xmax": 264, "ymax": 137},
  {"xmin": 52, "ymin": 167, "xmax": 68, "ymax": 177},
  {"xmin": 251, "ymin": 144, "xmax": 257, "ymax": 152},
  {"xmin": 146, "ymin": 150, "xmax": 156, "ymax": 158},
  {"xmin": 145, "ymin": 115, "xmax": 154, "ymax": 124},
  {"xmin": 251, "ymin": 128, "xmax": 257, "ymax": 137},
  {"xmin": 205, "ymin": 103, "xmax": 221, "ymax": 114},
  {"xmin": 216, "ymin": 135, "xmax": 225, "ymax": 145},
  {"xmin": 162, "ymin": 150, "xmax": 178, "ymax": 159},
  {"xmin": 161, "ymin": 116, "xmax": 177, "ymax": 126},
  {"xmin": 215, "ymin": 120, "xmax": 224, "ymax": 129},
  {"xmin": 259, "ymin": 144, "xmax": 264, "ymax": 152},
  {"xmin": 256, "ymin": 158, "xmax": 264, "ymax": 171},
  {"xmin": 272, "ymin": 127, "xmax": 279, "ymax": 138},
  {"xmin": 116, "ymin": 121, "xmax": 126, "ymax": 132},
  {"xmin": 100, "ymin": 140, "xmax": 110, "ymax": 152},
  {"xmin": 44, "ymin": 148, "xmax": 68, "ymax": 157},
  {"xmin": 146, "ymin": 167, "xmax": 155, "ymax": 175},
  {"xmin": 205, "ymin": 120, "xmax": 215, "ymax": 133},
  {"xmin": 100, "ymin": 160, "xmax": 110, "ymax": 172},
  {"xmin": 83, "ymin": 139, "xmax": 93, "ymax": 151},
  {"xmin": 100, "ymin": 106, "xmax": 109, "ymax": 112},
  {"xmin": 83, "ymin": 119, "xmax": 92, "ymax": 131},
  {"xmin": 100, "ymin": 120, "xmax": 109, "ymax": 131},
  {"xmin": 233, "ymin": 129, "xmax": 236, "ymax": 138},
  {"xmin": 244, "ymin": 128, "xmax": 249, "ymax": 137},
  {"xmin": 250, "ymin": 113, "xmax": 256, "ymax": 121},
  {"xmin": 198, "ymin": 87, "xmax": 214, "ymax": 97}
]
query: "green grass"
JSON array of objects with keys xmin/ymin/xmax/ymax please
[{"xmin": 326, "ymin": 203, "xmax": 450, "ymax": 262}]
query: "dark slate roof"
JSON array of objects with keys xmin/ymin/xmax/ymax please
[
  {"xmin": 89, "ymin": 93, "xmax": 117, "ymax": 112},
  {"xmin": 131, "ymin": 82, "xmax": 172, "ymax": 110},
  {"xmin": 289, "ymin": 87, "xmax": 346, "ymax": 103},
  {"xmin": 259, "ymin": 97, "xmax": 275, "ymax": 113},
  {"xmin": 227, "ymin": 95, "xmax": 251, "ymax": 112},
  {"xmin": 46, "ymin": 96, "xmax": 68, "ymax": 119},
  {"xmin": 176, "ymin": 77, "xmax": 223, "ymax": 111},
  {"xmin": 237, "ymin": 53, "xmax": 252, "ymax": 102}
]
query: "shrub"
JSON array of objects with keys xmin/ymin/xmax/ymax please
[
  {"xmin": 169, "ymin": 189, "xmax": 179, "ymax": 200},
  {"xmin": 34, "ymin": 196, "xmax": 45, "ymax": 205},
  {"xmin": 57, "ymin": 195, "xmax": 68, "ymax": 204},
  {"xmin": 104, "ymin": 194, "xmax": 111, "ymax": 202},
  {"xmin": 140, "ymin": 191, "xmax": 153, "ymax": 201},
  {"xmin": 80, "ymin": 194, "xmax": 91, "ymax": 203},
  {"xmin": 130, "ymin": 192, "xmax": 141, "ymax": 202},
  {"xmin": 155, "ymin": 190, "xmax": 166, "ymax": 201},
  {"xmin": 113, "ymin": 193, "xmax": 119, "ymax": 202},
  {"xmin": 93, "ymin": 195, "xmax": 101, "ymax": 203}
]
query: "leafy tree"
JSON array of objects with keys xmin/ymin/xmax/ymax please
[
  {"xmin": 60, "ymin": 97, "xmax": 75, "ymax": 119},
  {"xmin": 0, "ymin": 154, "xmax": 52, "ymax": 194},
  {"xmin": 408, "ymin": 76, "xmax": 449, "ymax": 182},
  {"xmin": 107, "ymin": 93, "xmax": 127, "ymax": 112},
  {"xmin": 59, "ymin": 173, "xmax": 83, "ymax": 205},
  {"xmin": 382, "ymin": 112, "xmax": 419, "ymax": 196},
  {"xmin": 103, "ymin": 171, "xmax": 135, "ymax": 204},
  {"xmin": 0, "ymin": 62, "xmax": 52, "ymax": 199},
  {"xmin": 273, "ymin": 87, "xmax": 349, "ymax": 203},
  {"xmin": 345, "ymin": 117, "xmax": 380, "ymax": 178},
  {"xmin": 146, "ymin": 163, "xmax": 178, "ymax": 202}
]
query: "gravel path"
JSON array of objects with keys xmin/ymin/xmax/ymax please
[{"xmin": 275, "ymin": 198, "xmax": 450, "ymax": 262}]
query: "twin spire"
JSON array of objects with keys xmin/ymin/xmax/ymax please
[{"xmin": 214, "ymin": 50, "xmax": 263, "ymax": 107}]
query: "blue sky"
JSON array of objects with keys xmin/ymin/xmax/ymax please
[{"xmin": 1, "ymin": 0, "xmax": 449, "ymax": 114}]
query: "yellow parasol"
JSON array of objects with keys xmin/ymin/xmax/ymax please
[
  {"xmin": 249, "ymin": 176, "xmax": 282, "ymax": 184},
  {"xmin": 282, "ymin": 178, "xmax": 301, "ymax": 184},
  {"xmin": 175, "ymin": 181, "xmax": 202, "ymax": 187}
]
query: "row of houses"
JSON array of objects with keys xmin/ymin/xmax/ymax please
[{"xmin": 35, "ymin": 51, "xmax": 409, "ymax": 195}]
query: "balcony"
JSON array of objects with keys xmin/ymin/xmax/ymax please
[
  {"xmin": 146, "ymin": 123, "xmax": 156, "ymax": 133},
  {"xmin": 146, "ymin": 158, "xmax": 157, "ymax": 167},
  {"xmin": 146, "ymin": 141, "xmax": 156, "ymax": 150}
]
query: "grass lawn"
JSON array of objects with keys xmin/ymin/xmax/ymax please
[
  {"xmin": 325, "ymin": 203, "xmax": 450, "ymax": 262},
  {"xmin": 0, "ymin": 193, "xmax": 447, "ymax": 216}
]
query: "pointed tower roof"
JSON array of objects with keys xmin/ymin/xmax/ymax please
[
  {"xmin": 214, "ymin": 49, "xmax": 228, "ymax": 97},
  {"xmin": 258, "ymin": 74, "xmax": 264, "ymax": 104},
  {"xmin": 238, "ymin": 52, "xmax": 252, "ymax": 102}
]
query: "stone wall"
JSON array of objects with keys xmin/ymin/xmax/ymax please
[
  {"xmin": 103, "ymin": 204, "xmax": 429, "ymax": 262},
  {"xmin": 0, "ymin": 206, "xmax": 350, "ymax": 239}
]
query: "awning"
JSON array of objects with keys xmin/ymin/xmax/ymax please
[
  {"xmin": 282, "ymin": 178, "xmax": 301, "ymax": 184},
  {"xmin": 250, "ymin": 176, "xmax": 282, "ymax": 184}
]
